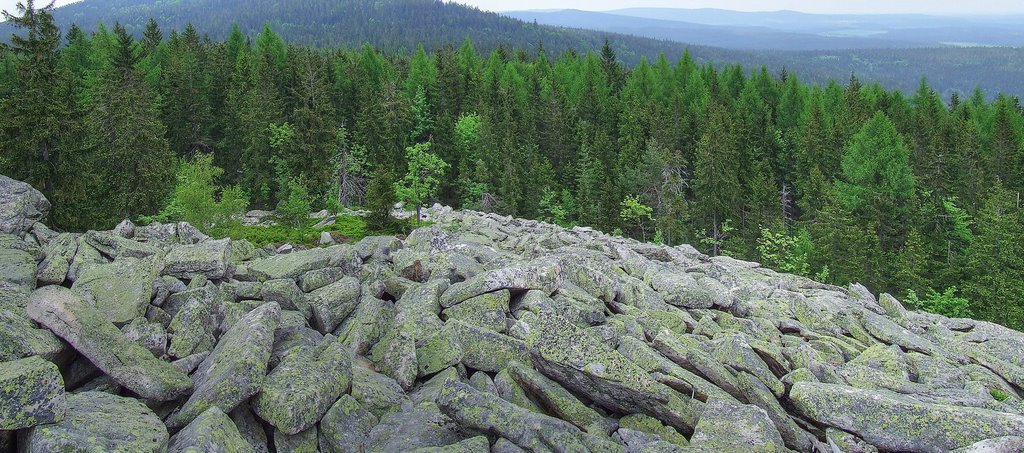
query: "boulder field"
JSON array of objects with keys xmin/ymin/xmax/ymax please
[{"xmin": 2, "ymin": 173, "xmax": 1024, "ymax": 452}]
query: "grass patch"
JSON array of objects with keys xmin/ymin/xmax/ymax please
[
  {"xmin": 991, "ymin": 389, "xmax": 1010, "ymax": 402},
  {"xmin": 222, "ymin": 215, "xmax": 426, "ymax": 247}
]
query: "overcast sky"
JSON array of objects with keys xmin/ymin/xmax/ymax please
[{"xmin": 3, "ymin": 0, "xmax": 1024, "ymax": 16}]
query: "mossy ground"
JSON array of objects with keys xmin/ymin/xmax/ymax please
[{"xmin": 222, "ymin": 215, "xmax": 426, "ymax": 247}]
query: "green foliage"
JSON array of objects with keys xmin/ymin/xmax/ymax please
[
  {"xmin": 366, "ymin": 168, "xmax": 397, "ymax": 232},
  {"xmin": 904, "ymin": 287, "xmax": 973, "ymax": 319},
  {"xmin": 757, "ymin": 226, "xmax": 812, "ymax": 276},
  {"xmin": 395, "ymin": 142, "xmax": 448, "ymax": 223},
  {"xmin": 991, "ymin": 389, "xmax": 1010, "ymax": 402},
  {"xmin": 620, "ymin": 195, "xmax": 654, "ymax": 241},
  {"xmin": 276, "ymin": 180, "xmax": 312, "ymax": 231},
  {"xmin": 143, "ymin": 153, "xmax": 248, "ymax": 236},
  {"xmin": 539, "ymin": 188, "xmax": 574, "ymax": 227},
  {"xmin": 839, "ymin": 112, "xmax": 916, "ymax": 212}
]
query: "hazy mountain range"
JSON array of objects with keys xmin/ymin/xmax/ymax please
[{"xmin": 504, "ymin": 8, "xmax": 1024, "ymax": 50}]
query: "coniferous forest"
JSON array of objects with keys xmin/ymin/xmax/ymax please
[{"xmin": 3, "ymin": 5, "xmax": 1024, "ymax": 330}]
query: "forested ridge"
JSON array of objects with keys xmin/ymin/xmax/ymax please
[
  {"xmin": 3, "ymin": 3, "xmax": 1024, "ymax": 330},
  {"xmin": 3, "ymin": 0, "xmax": 1024, "ymax": 97}
]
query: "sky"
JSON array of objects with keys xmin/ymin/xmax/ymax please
[{"xmin": 3, "ymin": 0, "xmax": 1024, "ymax": 16}]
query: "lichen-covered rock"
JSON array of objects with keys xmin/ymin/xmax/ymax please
[
  {"xmin": 442, "ymin": 289, "xmax": 509, "ymax": 332},
  {"xmin": 168, "ymin": 407, "xmax": 250, "ymax": 453},
  {"xmin": 230, "ymin": 406, "xmax": 271, "ymax": 453},
  {"xmin": 618, "ymin": 414, "xmax": 689, "ymax": 448},
  {"xmin": 518, "ymin": 311, "xmax": 701, "ymax": 432},
  {"xmin": 451, "ymin": 319, "xmax": 531, "ymax": 373},
  {"xmin": 507, "ymin": 360, "xmax": 605, "ymax": 431},
  {"xmin": 71, "ymin": 256, "xmax": 156, "ymax": 324},
  {"xmin": 318, "ymin": 395, "xmax": 379, "ymax": 453},
  {"xmin": 365, "ymin": 401, "xmax": 470, "ymax": 453},
  {"xmin": 0, "ymin": 308, "xmax": 63, "ymax": 361},
  {"xmin": 351, "ymin": 366, "xmax": 410, "ymax": 417},
  {"xmin": 261, "ymin": 278, "xmax": 312, "ymax": 318},
  {"xmin": 299, "ymin": 267, "xmax": 347, "ymax": 292},
  {"xmin": 825, "ymin": 428, "xmax": 878, "ymax": 453},
  {"xmin": 437, "ymin": 379, "xmax": 624, "ymax": 453},
  {"xmin": 440, "ymin": 261, "xmax": 562, "ymax": 308},
  {"xmin": 36, "ymin": 233, "xmax": 77, "ymax": 285},
  {"xmin": 0, "ymin": 174, "xmax": 50, "ymax": 236},
  {"xmin": 0, "ymin": 248, "xmax": 35, "ymax": 292},
  {"xmin": 167, "ymin": 302, "xmax": 280, "ymax": 428},
  {"xmin": 0, "ymin": 356, "xmax": 65, "ymax": 430},
  {"xmin": 308, "ymin": 276, "xmax": 360, "ymax": 333},
  {"xmin": 161, "ymin": 238, "xmax": 231, "ymax": 280},
  {"xmin": 247, "ymin": 248, "xmax": 332, "ymax": 280},
  {"xmin": 791, "ymin": 382, "xmax": 1024, "ymax": 452},
  {"xmin": 274, "ymin": 426, "xmax": 319, "ymax": 453},
  {"xmin": 253, "ymin": 335, "xmax": 353, "ymax": 435},
  {"xmin": 166, "ymin": 284, "xmax": 217, "ymax": 358},
  {"xmin": 21, "ymin": 391, "xmax": 167, "ymax": 453},
  {"xmin": 121, "ymin": 318, "xmax": 167, "ymax": 357},
  {"xmin": 405, "ymin": 435, "xmax": 490, "ymax": 453},
  {"xmin": 27, "ymin": 286, "xmax": 192, "ymax": 401},
  {"xmin": 689, "ymin": 398, "xmax": 785, "ymax": 453},
  {"xmin": 371, "ymin": 323, "xmax": 418, "ymax": 390},
  {"xmin": 952, "ymin": 436, "xmax": 1024, "ymax": 453}
]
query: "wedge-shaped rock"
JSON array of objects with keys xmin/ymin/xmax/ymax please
[
  {"xmin": 308, "ymin": 276, "xmax": 360, "ymax": 333},
  {"xmin": 440, "ymin": 260, "xmax": 562, "ymax": 308},
  {"xmin": 452, "ymin": 319, "xmax": 531, "ymax": 373},
  {"xmin": 442, "ymin": 289, "xmax": 509, "ymax": 332},
  {"xmin": 27, "ymin": 286, "xmax": 192, "ymax": 401},
  {"xmin": 166, "ymin": 285, "xmax": 217, "ymax": 358},
  {"xmin": 351, "ymin": 366, "xmax": 410, "ymax": 417},
  {"xmin": 689, "ymin": 398, "xmax": 785, "ymax": 453},
  {"xmin": 253, "ymin": 335, "xmax": 353, "ymax": 435},
  {"xmin": 71, "ymin": 256, "xmax": 155, "ymax": 324},
  {"xmin": 0, "ymin": 356, "xmax": 65, "ymax": 430},
  {"xmin": 618, "ymin": 414, "xmax": 689, "ymax": 448},
  {"xmin": 736, "ymin": 371, "xmax": 813, "ymax": 452},
  {"xmin": 167, "ymin": 302, "xmax": 280, "ymax": 428},
  {"xmin": 519, "ymin": 311, "xmax": 701, "ymax": 432},
  {"xmin": 168, "ymin": 407, "xmax": 250, "ymax": 453},
  {"xmin": 230, "ymin": 406, "xmax": 271, "ymax": 453},
  {"xmin": 371, "ymin": 324, "xmax": 418, "ymax": 390},
  {"xmin": 337, "ymin": 295, "xmax": 394, "ymax": 355},
  {"xmin": 298, "ymin": 267, "xmax": 347, "ymax": 292},
  {"xmin": 0, "ymin": 309, "xmax": 63, "ymax": 361},
  {"xmin": 791, "ymin": 382, "xmax": 1024, "ymax": 452},
  {"xmin": 161, "ymin": 238, "xmax": 231, "ymax": 280},
  {"xmin": 394, "ymin": 279, "xmax": 448, "ymax": 342},
  {"xmin": 21, "ymin": 391, "xmax": 167, "ymax": 453},
  {"xmin": 652, "ymin": 331, "xmax": 744, "ymax": 401},
  {"xmin": 437, "ymin": 379, "xmax": 624, "ymax": 453},
  {"xmin": 710, "ymin": 334, "xmax": 786, "ymax": 397},
  {"xmin": 36, "ymin": 233, "xmax": 77, "ymax": 285},
  {"xmin": 365, "ymin": 401, "xmax": 470, "ymax": 452},
  {"xmin": 318, "ymin": 395, "xmax": 378, "ymax": 453},
  {"xmin": 507, "ymin": 361, "xmax": 605, "ymax": 431},
  {"xmin": 247, "ymin": 248, "xmax": 332, "ymax": 280},
  {"xmin": 262, "ymin": 278, "xmax": 312, "ymax": 318}
]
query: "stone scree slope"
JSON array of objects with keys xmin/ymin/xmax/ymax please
[{"xmin": 1, "ymin": 173, "xmax": 1024, "ymax": 452}]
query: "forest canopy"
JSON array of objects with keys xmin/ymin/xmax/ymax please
[{"xmin": 2, "ymin": 4, "xmax": 1024, "ymax": 329}]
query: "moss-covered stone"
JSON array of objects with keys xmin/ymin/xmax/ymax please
[
  {"xmin": 335, "ymin": 295, "xmax": 394, "ymax": 355},
  {"xmin": 36, "ymin": 233, "xmax": 77, "ymax": 285},
  {"xmin": 365, "ymin": 401, "xmax": 470, "ymax": 452},
  {"xmin": 0, "ymin": 248, "xmax": 35, "ymax": 293},
  {"xmin": 298, "ymin": 266, "xmax": 347, "ymax": 292},
  {"xmin": 507, "ymin": 361, "xmax": 604, "ymax": 431},
  {"xmin": 735, "ymin": 371, "xmax": 813, "ymax": 451},
  {"xmin": 416, "ymin": 323, "xmax": 463, "ymax": 377},
  {"xmin": 451, "ymin": 319, "xmax": 531, "ymax": 373},
  {"xmin": 405, "ymin": 435, "xmax": 490, "ymax": 452},
  {"xmin": 825, "ymin": 428, "xmax": 878, "ymax": 453},
  {"xmin": 253, "ymin": 335, "xmax": 353, "ymax": 435},
  {"xmin": 791, "ymin": 382, "xmax": 1024, "ymax": 452},
  {"xmin": 618, "ymin": 414, "xmax": 688, "ymax": 447},
  {"xmin": 229, "ymin": 405, "xmax": 270, "ymax": 453},
  {"xmin": 167, "ymin": 302, "xmax": 280, "ymax": 429},
  {"xmin": 0, "ymin": 356, "xmax": 65, "ymax": 430},
  {"xmin": 168, "ymin": 407, "xmax": 250, "ymax": 453},
  {"xmin": 442, "ymin": 289, "xmax": 508, "ymax": 332},
  {"xmin": 436, "ymin": 379, "xmax": 623, "ymax": 453},
  {"xmin": 71, "ymin": 256, "xmax": 156, "ymax": 324},
  {"xmin": 247, "ymin": 248, "xmax": 332, "ymax": 281},
  {"xmin": 652, "ymin": 331, "xmax": 744, "ymax": 401},
  {"xmin": 308, "ymin": 276, "xmax": 360, "ymax": 333},
  {"xmin": 261, "ymin": 278, "xmax": 312, "ymax": 318},
  {"xmin": 351, "ymin": 365, "xmax": 410, "ymax": 417},
  {"xmin": 22, "ymin": 391, "xmax": 167, "ymax": 453},
  {"xmin": 318, "ymin": 395, "xmax": 379, "ymax": 453},
  {"xmin": 274, "ymin": 426, "xmax": 319, "ymax": 453},
  {"xmin": 439, "ymin": 261, "xmax": 562, "ymax": 308},
  {"xmin": 27, "ymin": 286, "xmax": 192, "ymax": 401},
  {"xmin": 371, "ymin": 323, "xmax": 418, "ymax": 390},
  {"xmin": 689, "ymin": 398, "xmax": 785, "ymax": 453},
  {"xmin": 167, "ymin": 285, "xmax": 216, "ymax": 359},
  {"xmin": 121, "ymin": 318, "xmax": 167, "ymax": 357},
  {"xmin": 161, "ymin": 238, "xmax": 231, "ymax": 280},
  {"xmin": 0, "ymin": 308, "xmax": 63, "ymax": 361}
]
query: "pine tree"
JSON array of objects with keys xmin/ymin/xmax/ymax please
[{"xmin": 0, "ymin": 0, "xmax": 64, "ymax": 195}]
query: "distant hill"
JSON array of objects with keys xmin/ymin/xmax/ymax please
[{"xmin": 2, "ymin": 0, "xmax": 1023, "ymax": 97}]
